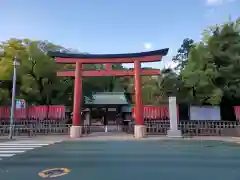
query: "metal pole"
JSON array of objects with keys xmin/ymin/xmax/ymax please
[{"xmin": 9, "ymin": 56, "xmax": 17, "ymax": 139}]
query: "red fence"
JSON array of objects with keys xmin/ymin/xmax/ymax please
[
  {"xmin": 133, "ymin": 105, "xmax": 240, "ymax": 121},
  {"xmin": 132, "ymin": 105, "xmax": 179, "ymax": 120},
  {"xmin": 0, "ymin": 105, "xmax": 65, "ymax": 121},
  {"xmin": 1, "ymin": 105, "xmax": 239, "ymax": 121}
]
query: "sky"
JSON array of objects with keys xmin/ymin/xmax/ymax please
[{"xmin": 1, "ymin": 0, "xmax": 240, "ymax": 68}]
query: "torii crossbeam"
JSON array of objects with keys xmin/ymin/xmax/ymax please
[{"xmin": 48, "ymin": 49, "xmax": 169, "ymax": 138}]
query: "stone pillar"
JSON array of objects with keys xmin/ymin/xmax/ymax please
[
  {"xmin": 70, "ymin": 62, "xmax": 83, "ymax": 138},
  {"xmin": 84, "ymin": 110, "xmax": 90, "ymax": 134},
  {"xmin": 85, "ymin": 111, "xmax": 90, "ymax": 125},
  {"xmin": 134, "ymin": 60, "xmax": 146, "ymax": 138},
  {"xmin": 167, "ymin": 96, "xmax": 182, "ymax": 137}
]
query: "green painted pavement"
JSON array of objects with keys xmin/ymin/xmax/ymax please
[{"xmin": 1, "ymin": 140, "xmax": 240, "ymax": 180}]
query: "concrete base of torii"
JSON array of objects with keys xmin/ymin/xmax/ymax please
[
  {"xmin": 134, "ymin": 125, "xmax": 147, "ymax": 138},
  {"xmin": 70, "ymin": 126, "xmax": 83, "ymax": 138}
]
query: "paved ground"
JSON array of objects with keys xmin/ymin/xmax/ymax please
[{"xmin": 1, "ymin": 135, "xmax": 240, "ymax": 180}]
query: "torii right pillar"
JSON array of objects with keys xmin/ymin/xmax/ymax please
[
  {"xmin": 133, "ymin": 61, "xmax": 182, "ymax": 138},
  {"xmin": 133, "ymin": 60, "xmax": 146, "ymax": 138}
]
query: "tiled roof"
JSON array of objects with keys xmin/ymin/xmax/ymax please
[{"xmin": 85, "ymin": 92, "xmax": 129, "ymax": 105}]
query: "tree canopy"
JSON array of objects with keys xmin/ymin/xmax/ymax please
[
  {"xmin": 0, "ymin": 39, "xmax": 126, "ymax": 107},
  {"xmin": 181, "ymin": 18, "xmax": 240, "ymax": 105}
]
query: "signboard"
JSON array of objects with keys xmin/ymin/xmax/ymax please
[
  {"xmin": 15, "ymin": 99, "xmax": 26, "ymax": 109},
  {"xmin": 190, "ymin": 106, "xmax": 221, "ymax": 121}
]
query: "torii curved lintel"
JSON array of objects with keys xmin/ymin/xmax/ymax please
[{"xmin": 48, "ymin": 48, "xmax": 169, "ymax": 63}]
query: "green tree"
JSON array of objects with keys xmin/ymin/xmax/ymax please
[
  {"xmin": 0, "ymin": 38, "xmax": 131, "ymax": 106},
  {"xmin": 173, "ymin": 38, "xmax": 195, "ymax": 71},
  {"xmin": 181, "ymin": 18, "xmax": 240, "ymax": 105}
]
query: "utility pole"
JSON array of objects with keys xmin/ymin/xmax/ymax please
[{"xmin": 9, "ymin": 56, "xmax": 19, "ymax": 139}]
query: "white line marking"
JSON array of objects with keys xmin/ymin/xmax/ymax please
[
  {"xmin": 0, "ymin": 140, "xmax": 61, "ymax": 160},
  {"xmin": 0, "ymin": 147, "xmax": 34, "ymax": 150},
  {"xmin": 0, "ymin": 145, "xmax": 42, "ymax": 148},
  {"xmin": 11, "ymin": 142, "xmax": 54, "ymax": 144},
  {"xmin": 0, "ymin": 144, "xmax": 49, "ymax": 146},
  {"xmin": 0, "ymin": 154, "xmax": 15, "ymax": 157},
  {"xmin": 0, "ymin": 151, "xmax": 25, "ymax": 153},
  {"xmin": 11, "ymin": 141, "xmax": 58, "ymax": 143}
]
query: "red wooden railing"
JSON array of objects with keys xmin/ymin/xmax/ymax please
[
  {"xmin": 0, "ymin": 105, "xmax": 65, "ymax": 121},
  {"xmin": 132, "ymin": 105, "xmax": 179, "ymax": 120},
  {"xmin": 0, "ymin": 105, "xmax": 239, "ymax": 121},
  {"xmin": 234, "ymin": 106, "xmax": 240, "ymax": 120}
]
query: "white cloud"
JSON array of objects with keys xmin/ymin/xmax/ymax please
[
  {"xmin": 143, "ymin": 43, "xmax": 152, "ymax": 50},
  {"xmin": 163, "ymin": 59, "xmax": 177, "ymax": 69},
  {"xmin": 206, "ymin": 0, "xmax": 223, "ymax": 6},
  {"xmin": 205, "ymin": 0, "xmax": 236, "ymax": 6}
]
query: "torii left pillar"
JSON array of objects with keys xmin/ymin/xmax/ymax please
[{"xmin": 70, "ymin": 62, "xmax": 83, "ymax": 138}]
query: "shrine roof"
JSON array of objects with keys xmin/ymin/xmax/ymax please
[
  {"xmin": 84, "ymin": 92, "xmax": 130, "ymax": 106},
  {"xmin": 48, "ymin": 48, "xmax": 169, "ymax": 59}
]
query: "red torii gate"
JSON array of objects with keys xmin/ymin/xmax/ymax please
[{"xmin": 49, "ymin": 49, "xmax": 169, "ymax": 138}]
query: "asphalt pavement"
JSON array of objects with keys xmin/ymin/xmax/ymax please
[{"xmin": 1, "ymin": 139, "xmax": 240, "ymax": 180}]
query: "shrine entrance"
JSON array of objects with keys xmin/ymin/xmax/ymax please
[
  {"xmin": 49, "ymin": 49, "xmax": 169, "ymax": 138},
  {"xmin": 83, "ymin": 92, "xmax": 131, "ymax": 133}
]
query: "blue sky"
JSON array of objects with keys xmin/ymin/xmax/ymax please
[{"xmin": 1, "ymin": 0, "xmax": 240, "ymax": 68}]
